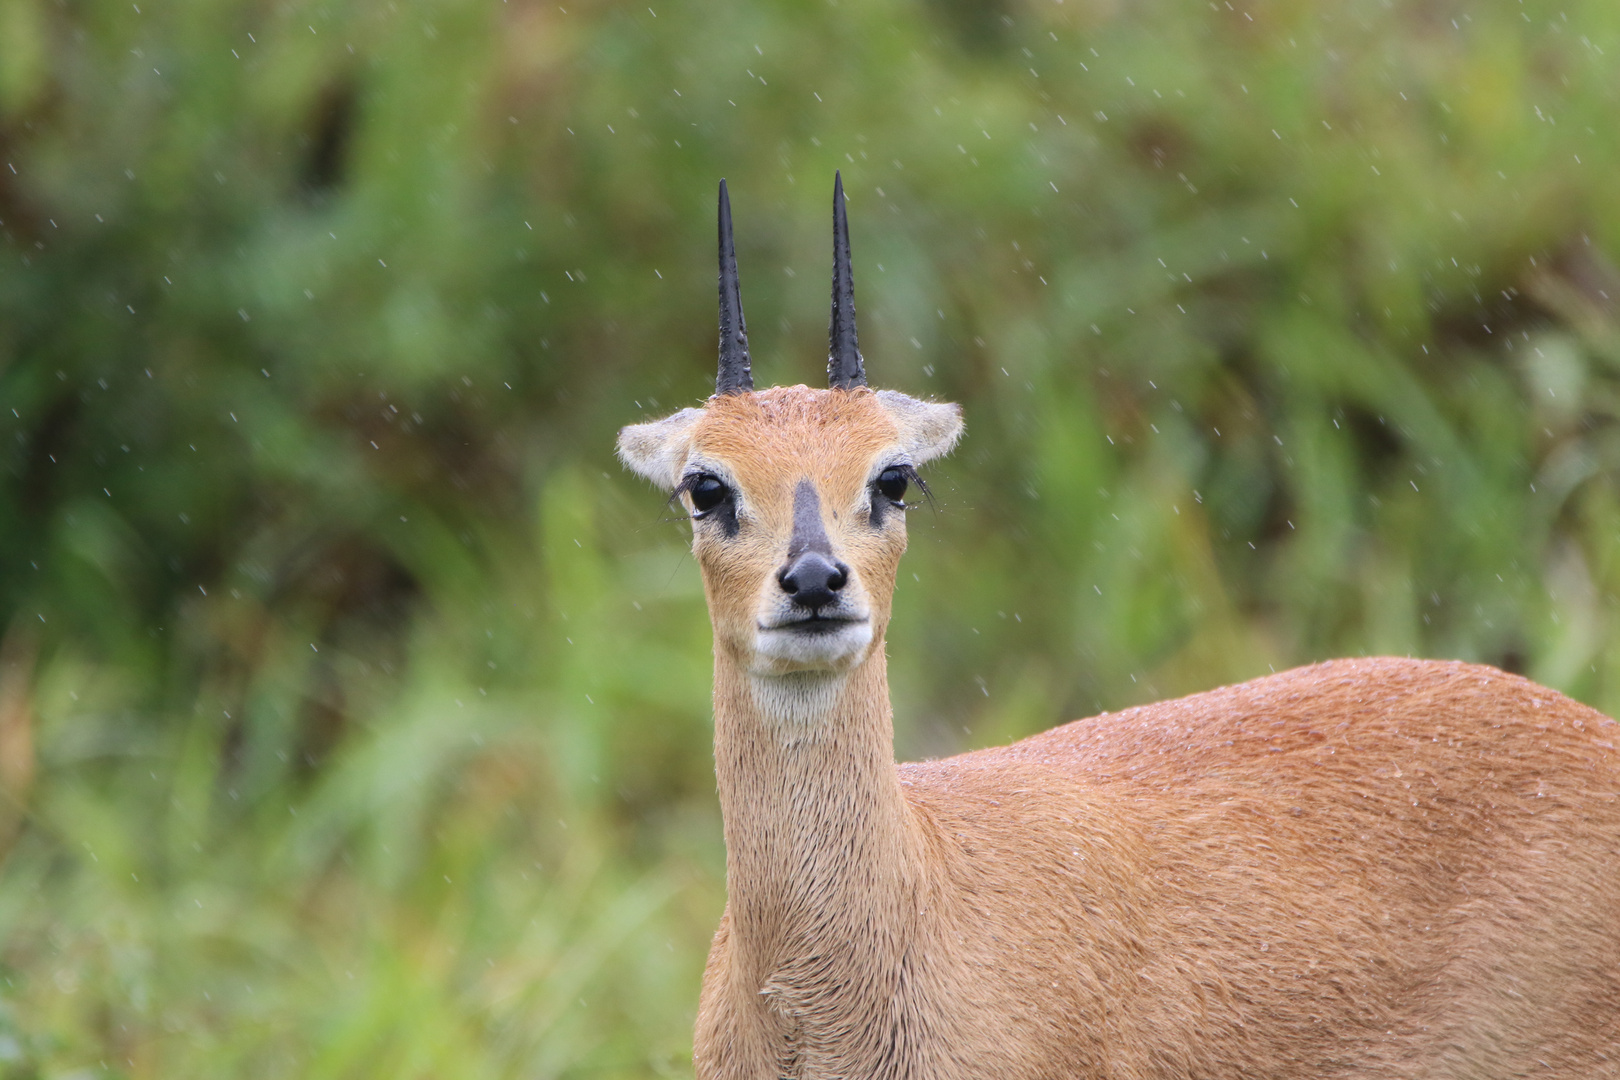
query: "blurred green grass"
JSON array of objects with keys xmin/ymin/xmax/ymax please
[{"xmin": 3, "ymin": 0, "xmax": 1620, "ymax": 1074}]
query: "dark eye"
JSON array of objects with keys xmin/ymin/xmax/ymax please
[
  {"xmin": 876, "ymin": 466, "xmax": 909, "ymax": 505},
  {"xmin": 688, "ymin": 474, "xmax": 729, "ymax": 514}
]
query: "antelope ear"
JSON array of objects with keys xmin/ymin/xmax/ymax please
[
  {"xmin": 876, "ymin": 390, "xmax": 964, "ymax": 465},
  {"xmin": 617, "ymin": 408, "xmax": 703, "ymax": 489}
]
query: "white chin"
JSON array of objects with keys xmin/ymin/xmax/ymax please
[{"xmin": 752, "ymin": 621, "xmax": 874, "ymax": 674}]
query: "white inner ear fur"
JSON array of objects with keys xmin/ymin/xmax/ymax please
[
  {"xmin": 875, "ymin": 389, "xmax": 964, "ymax": 464},
  {"xmin": 617, "ymin": 407, "xmax": 703, "ymax": 489}
]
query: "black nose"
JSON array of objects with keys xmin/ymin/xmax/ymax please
[{"xmin": 778, "ymin": 551, "xmax": 849, "ymax": 612}]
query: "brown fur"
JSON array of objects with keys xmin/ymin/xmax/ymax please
[{"xmin": 619, "ymin": 386, "xmax": 1620, "ymax": 1079}]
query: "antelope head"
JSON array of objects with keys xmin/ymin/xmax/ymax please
[{"xmin": 618, "ymin": 175, "xmax": 962, "ymax": 679}]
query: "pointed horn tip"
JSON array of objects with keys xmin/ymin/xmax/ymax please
[
  {"xmin": 717, "ymin": 178, "xmax": 752, "ymax": 395},
  {"xmin": 828, "ymin": 169, "xmax": 863, "ymax": 390}
]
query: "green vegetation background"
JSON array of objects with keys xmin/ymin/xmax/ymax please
[{"xmin": 2, "ymin": 0, "xmax": 1619, "ymax": 1073}]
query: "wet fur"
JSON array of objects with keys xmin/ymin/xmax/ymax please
[{"xmin": 621, "ymin": 387, "xmax": 1620, "ymax": 1079}]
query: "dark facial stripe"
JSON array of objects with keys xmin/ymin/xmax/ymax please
[{"xmin": 788, "ymin": 479, "xmax": 833, "ymax": 560}]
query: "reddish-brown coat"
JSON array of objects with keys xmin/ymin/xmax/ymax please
[
  {"xmin": 894, "ymin": 657, "xmax": 1620, "ymax": 1078},
  {"xmin": 620, "ymin": 388, "xmax": 1620, "ymax": 1079},
  {"xmin": 699, "ymin": 657, "xmax": 1620, "ymax": 1078}
]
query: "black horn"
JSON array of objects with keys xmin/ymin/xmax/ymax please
[
  {"xmin": 827, "ymin": 171, "xmax": 867, "ymax": 390},
  {"xmin": 716, "ymin": 179, "xmax": 753, "ymax": 395}
]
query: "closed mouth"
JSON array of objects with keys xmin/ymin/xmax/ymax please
[
  {"xmin": 752, "ymin": 612, "xmax": 875, "ymax": 671},
  {"xmin": 760, "ymin": 616, "xmax": 869, "ymax": 634}
]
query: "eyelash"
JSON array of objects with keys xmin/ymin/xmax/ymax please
[
  {"xmin": 673, "ymin": 472, "xmax": 733, "ymax": 516},
  {"xmin": 896, "ymin": 464, "xmax": 929, "ymax": 505},
  {"xmin": 672, "ymin": 473, "xmax": 704, "ymax": 500},
  {"xmin": 669, "ymin": 469, "xmax": 929, "ymax": 518}
]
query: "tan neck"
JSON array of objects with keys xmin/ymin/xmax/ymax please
[{"xmin": 712, "ymin": 644, "xmax": 920, "ymax": 1004}]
